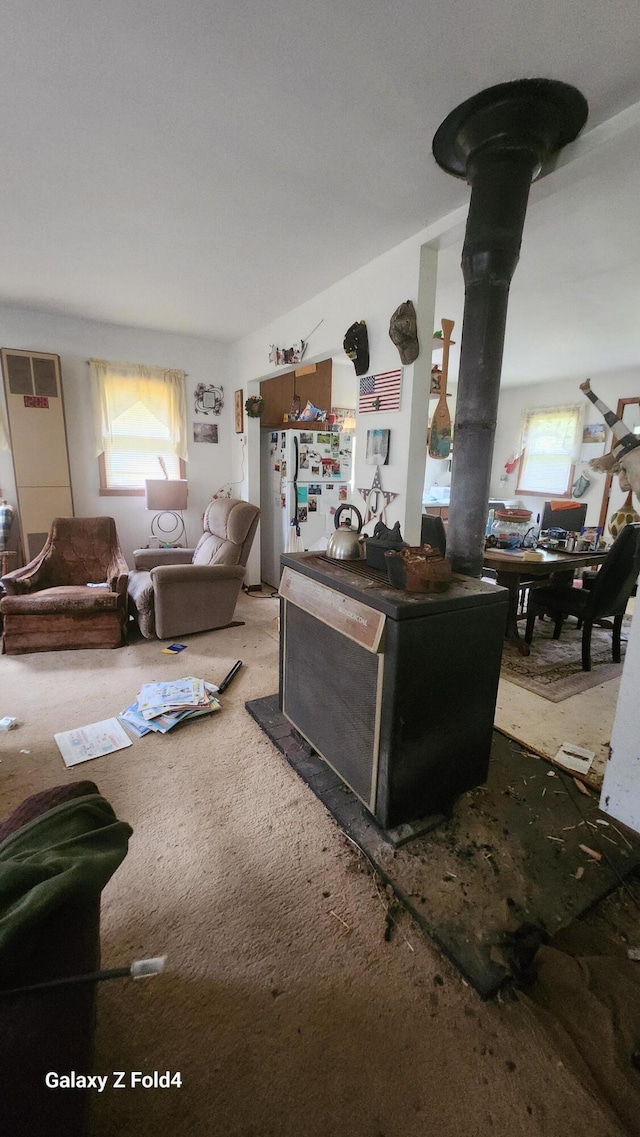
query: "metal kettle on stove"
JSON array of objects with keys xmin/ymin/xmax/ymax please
[{"xmin": 326, "ymin": 504, "xmax": 364, "ymax": 560}]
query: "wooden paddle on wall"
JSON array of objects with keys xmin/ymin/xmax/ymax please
[{"xmin": 428, "ymin": 318, "xmax": 454, "ymax": 459}]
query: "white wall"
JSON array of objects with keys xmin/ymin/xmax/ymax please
[
  {"xmin": 601, "ymin": 605, "xmax": 640, "ymax": 834},
  {"xmin": 0, "ymin": 304, "xmax": 230, "ymax": 563},
  {"xmin": 330, "ymin": 359, "xmax": 358, "ymax": 410},
  {"xmin": 491, "ymin": 367, "xmax": 640, "ymax": 529}
]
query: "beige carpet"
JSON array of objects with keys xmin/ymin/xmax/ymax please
[{"xmin": 0, "ymin": 593, "xmax": 634, "ymax": 1137}]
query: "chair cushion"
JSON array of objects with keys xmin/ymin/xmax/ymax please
[
  {"xmin": 530, "ymin": 585, "xmax": 588, "ymax": 618},
  {"xmin": 204, "ymin": 498, "xmax": 257, "ymax": 543},
  {"xmin": 0, "ymin": 586, "xmax": 120, "ymax": 615},
  {"xmin": 24, "ymin": 517, "xmax": 125, "ymax": 590},
  {"xmin": 192, "ymin": 532, "xmax": 240, "ymax": 566},
  {"xmin": 192, "ymin": 498, "xmax": 259, "ymax": 567}
]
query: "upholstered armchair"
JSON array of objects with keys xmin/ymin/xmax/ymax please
[
  {"xmin": 0, "ymin": 517, "xmax": 129, "ymax": 655},
  {"xmin": 127, "ymin": 497, "xmax": 260, "ymax": 639}
]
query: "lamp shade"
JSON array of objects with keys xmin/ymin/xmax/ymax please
[{"xmin": 145, "ymin": 479, "xmax": 188, "ymax": 511}]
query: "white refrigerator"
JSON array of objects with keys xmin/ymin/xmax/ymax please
[{"xmin": 260, "ymin": 427, "xmax": 354, "ymax": 588}]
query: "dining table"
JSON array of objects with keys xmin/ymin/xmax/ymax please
[{"xmin": 482, "ymin": 544, "xmax": 608, "ymax": 655}]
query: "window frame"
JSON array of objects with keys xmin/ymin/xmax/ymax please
[
  {"xmin": 98, "ymin": 453, "xmax": 187, "ymax": 496},
  {"xmin": 515, "ymin": 404, "xmax": 582, "ymax": 499},
  {"xmin": 93, "ymin": 359, "xmax": 188, "ymax": 496},
  {"xmin": 515, "ymin": 450, "xmax": 575, "ymax": 499}
]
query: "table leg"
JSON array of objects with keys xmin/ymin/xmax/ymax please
[{"xmin": 496, "ymin": 572, "xmax": 530, "ymax": 655}]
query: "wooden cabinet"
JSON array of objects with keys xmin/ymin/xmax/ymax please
[
  {"xmin": 260, "ymin": 359, "xmax": 332, "ymax": 427},
  {"xmin": 259, "ymin": 371, "xmax": 294, "ymax": 428},
  {"xmin": 294, "ymin": 359, "xmax": 332, "ymax": 416},
  {"xmin": 423, "ymin": 505, "xmax": 449, "ymax": 520}
]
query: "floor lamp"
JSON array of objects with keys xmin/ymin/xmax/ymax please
[{"xmin": 145, "ymin": 478, "xmax": 188, "ymax": 547}]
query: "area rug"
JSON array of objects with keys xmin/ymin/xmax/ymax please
[{"xmin": 500, "ymin": 619, "xmax": 627, "ymax": 702}]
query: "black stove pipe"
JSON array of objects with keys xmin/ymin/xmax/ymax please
[{"xmin": 432, "ymin": 80, "xmax": 588, "ymax": 577}]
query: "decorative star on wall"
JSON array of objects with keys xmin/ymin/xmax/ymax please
[{"xmin": 357, "ymin": 466, "xmax": 398, "ymax": 525}]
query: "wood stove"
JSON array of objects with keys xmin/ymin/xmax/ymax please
[{"xmin": 279, "ymin": 552, "xmax": 508, "ymax": 830}]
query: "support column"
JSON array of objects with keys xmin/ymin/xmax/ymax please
[{"xmin": 403, "ymin": 244, "xmax": 438, "ymax": 545}]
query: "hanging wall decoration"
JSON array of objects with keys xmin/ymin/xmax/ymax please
[
  {"xmin": 343, "ymin": 321, "xmax": 370, "ymax": 376},
  {"xmin": 427, "ymin": 319, "xmax": 454, "ymax": 459},
  {"xmin": 234, "ymin": 390, "xmax": 244, "ymax": 433},
  {"xmin": 357, "ymin": 466, "xmax": 399, "ymax": 526},
  {"xmin": 268, "ymin": 319, "xmax": 324, "ymax": 368},
  {"xmin": 365, "ymin": 429, "xmax": 390, "ymax": 465},
  {"xmin": 245, "ymin": 394, "xmax": 265, "ymax": 418},
  {"xmin": 358, "ymin": 369, "xmax": 402, "ymax": 414},
  {"xmin": 389, "ymin": 300, "xmax": 419, "ymax": 364},
  {"xmin": 269, "ymin": 342, "xmax": 307, "ymax": 366},
  {"xmin": 579, "ymin": 378, "xmax": 640, "ymax": 475},
  {"xmin": 194, "ymin": 383, "xmax": 224, "ymax": 416}
]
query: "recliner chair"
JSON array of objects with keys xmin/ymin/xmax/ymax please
[{"xmin": 128, "ymin": 497, "xmax": 260, "ymax": 639}]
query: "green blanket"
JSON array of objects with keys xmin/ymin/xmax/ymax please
[{"xmin": 0, "ymin": 793, "xmax": 132, "ymax": 976}]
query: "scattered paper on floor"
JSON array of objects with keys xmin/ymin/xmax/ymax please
[{"xmin": 552, "ymin": 742, "xmax": 595, "ymax": 776}]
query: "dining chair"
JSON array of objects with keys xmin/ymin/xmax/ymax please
[{"xmin": 524, "ymin": 523, "xmax": 640, "ymax": 670}]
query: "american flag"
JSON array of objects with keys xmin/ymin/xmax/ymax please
[{"xmin": 358, "ymin": 369, "xmax": 403, "ymax": 414}]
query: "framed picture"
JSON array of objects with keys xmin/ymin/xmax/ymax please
[
  {"xmin": 194, "ymin": 383, "xmax": 224, "ymax": 416},
  {"xmin": 235, "ymin": 390, "xmax": 244, "ymax": 433},
  {"xmin": 366, "ymin": 428, "xmax": 390, "ymax": 465},
  {"xmin": 193, "ymin": 423, "xmax": 219, "ymax": 444}
]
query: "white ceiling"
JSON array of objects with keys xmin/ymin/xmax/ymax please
[
  {"xmin": 434, "ymin": 112, "xmax": 640, "ymax": 386},
  {"xmin": 2, "ymin": 0, "xmax": 640, "ymax": 386}
]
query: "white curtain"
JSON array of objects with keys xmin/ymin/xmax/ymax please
[
  {"xmin": 519, "ymin": 403, "xmax": 584, "ymax": 459},
  {"xmin": 517, "ymin": 403, "xmax": 585, "ymax": 495},
  {"xmin": 90, "ymin": 358, "xmax": 188, "ymax": 461}
]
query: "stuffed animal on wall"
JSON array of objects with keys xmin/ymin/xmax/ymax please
[
  {"xmin": 579, "ymin": 379, "xmax": 640, "ymax": 499},
  {"xmin": 343, "ymin": 321, "xmax": 369, "ymax": 376},
  {"xmin": 389, "ymin": 300, "xmax": 419, "ymax": 364}
]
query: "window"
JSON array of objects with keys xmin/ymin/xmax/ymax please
[
  {"xmin": 516, "ymin": 404, "xmax": 583, "ymax": 497},
  {"xmin": 91, "ymin": 359, "xmax": 187, "ymax": 495}
]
